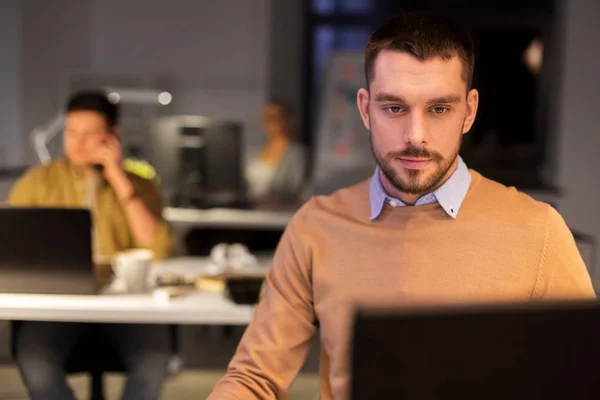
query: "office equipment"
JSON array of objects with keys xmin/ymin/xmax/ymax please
[
  {"xmin": 0, "ymin": 207, "xmax": 96, "ymax": 294},
  {"xmin": 351, "ymin": 300, "xmax": 600, "ymax": 400},
  {"xmin": 148, "ymin": 115, "xmax": 246, "ymax": 208}
]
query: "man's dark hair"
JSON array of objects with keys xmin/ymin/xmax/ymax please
[
  {"xmin": 365, "ymin": 12, "xmax": 475, "ymax": 89},
  {"xmin": 66, "ymin": 90, "xmax": 119, "ymax": 127}
]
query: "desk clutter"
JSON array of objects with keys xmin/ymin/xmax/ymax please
[
  {"xmin": 150, "ymin": 244, "xmax": 271, "ymax": 304},
  {"xmin": 154, "ymin": 244, "xmax": 271, "ymax": 281}
]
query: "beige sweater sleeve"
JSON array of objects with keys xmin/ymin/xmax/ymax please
[
  {"xmin": 207, "ymin": 203, "xmax": 318, "ymax": 399},
  {"xmin": 532, "ymin": 206, "xmax": 596, "ymax": 299}
]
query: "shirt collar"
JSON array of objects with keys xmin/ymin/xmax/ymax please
[
  {"xmin": 65, "ymin": 157, "xmax": 109, "ymax": 187},
  {"xmin": 369, "ymin": 156, "xmax": 472, "ymax": 220}
]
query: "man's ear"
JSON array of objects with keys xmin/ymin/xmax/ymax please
[
  {"xmin": 357, "ymin": 88, "xmax": 371, "ymax": 131},
  {"xmin": 462, "ymin": 89, "xmax": 479, "ymax": 134}
]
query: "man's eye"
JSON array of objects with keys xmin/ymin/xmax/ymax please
[
  {"xmin": 431, "ymin": 107, "xmax": 448, "ymax": 114},
  {"xmin": 385, "ymin": 106, "xmax": 404, "ymax": 114}
]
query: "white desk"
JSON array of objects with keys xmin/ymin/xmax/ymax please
[
  {"xmin": 0, "ymin": 257, "xmax": 268, "ymax": 325},
  {"xmin": 0, "ymin": 291, "xmax": 255, "ymax": 325},
  {"xmin": 164, "ymin": 207, "xmax": 293, "ymax": 230}
]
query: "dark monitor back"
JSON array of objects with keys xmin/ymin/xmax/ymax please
[
  {"xmin": 0, "ymin": 207, "xmax": 96, "ymax": 294},
  {"xmin": 179, "ymin": 123, "xmax": 243, "ymax": 194},
  {"xmin": 352, "ymin": 300, "xmax": 600, "ymax": 400},
  {"xmin": 147, "ymin": 116, "xmax": 248, "ymax": 207},
  {"xmin": 175, "ymin": 122, "xmax": 247, "ymax": 208}
]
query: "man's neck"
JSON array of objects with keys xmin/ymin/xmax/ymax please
[
  {"xmin": 82, "ymin": 165, "xmax": 103, "ymax": 180},
  {"xmin": 380, "ymin": 159, "xmax": 458, "ymax": 205}
]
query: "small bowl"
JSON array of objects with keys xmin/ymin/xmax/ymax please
[{"xmin": 226, "ymin": 278, "xmax": 264, "ymax": 305}]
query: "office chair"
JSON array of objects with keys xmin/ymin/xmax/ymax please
[{"xmin": 12, "ymin": 322, "xmax": 180, "ymax": 400}]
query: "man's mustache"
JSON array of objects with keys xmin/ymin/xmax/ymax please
[{"xmin": 385, "ymin": 146, "xmax": 444, "ymax": 162}]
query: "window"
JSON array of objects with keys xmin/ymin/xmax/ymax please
[
  {"xmin": 312, "ymin": 0, "xmax": 374, "ymax": 15},
  {"xmin": 312, "ymin": 26, "xmax": 370, "ymax": 90}
]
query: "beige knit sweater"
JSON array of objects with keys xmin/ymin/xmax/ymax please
[{"xmin": 208, "ymin": 170, "xmax": 595, "ymax": 400}]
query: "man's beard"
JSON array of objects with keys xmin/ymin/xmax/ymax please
[{"xmin": 370, "ymin": 133, "xmax": 462, "ymax": 196}]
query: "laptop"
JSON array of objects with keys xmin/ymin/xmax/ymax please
[
  {"xmin": 351, "ymin": 300, "xmax": 600, "ymax": 400},
  {"xmin": 0, "ymin": 207, "xmax": 96, "ymax": 294}
]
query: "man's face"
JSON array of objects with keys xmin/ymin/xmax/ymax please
[
  {"xmin": 64, "ymin": 111, "xmax": 113, "ymax": 166},
  {"xmin": 357, "ymin": 51, "xmax": 478, "ymax": 198}
]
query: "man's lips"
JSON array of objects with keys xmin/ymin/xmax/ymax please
[{"xmin": 396, "ymin": 157, "xmax": 432, "ymax": 170}]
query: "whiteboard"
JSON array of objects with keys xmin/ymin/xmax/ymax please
[{"xmin": 309, "ymin": 52, "xmax": 376, "ymax": 195}]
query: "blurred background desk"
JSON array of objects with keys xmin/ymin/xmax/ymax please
[
  {"xmin": 164, "ymin": 207, "xmax": 293, "ymax": 230},
  {"xmin": 165, "ymin": 207, "xmax": 295, "ymax": 256}
]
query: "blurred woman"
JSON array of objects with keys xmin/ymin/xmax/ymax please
[{"xmin": 246, "ymin": 100, "xmax": 307, "ymax": 204}]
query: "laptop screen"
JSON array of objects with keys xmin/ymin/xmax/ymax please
[
  {"xmin": 351, "ymin": 300, "xmax": 600, "ymax": 400},
  {"xmin": 0, "ymin": 207, "xmax": 95, "ymax": 294}
]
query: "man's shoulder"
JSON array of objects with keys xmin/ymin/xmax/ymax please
[
  {"xmin": 469, "ymin": 170, "xmax": 551, "ymax": 218},
  {"xmin": 18, "ymin": 158, "xmax": 69, "ymax": 182},
  {"xmin": 292, "ymin": 179, "xmax": 371, "ymax": 224}
]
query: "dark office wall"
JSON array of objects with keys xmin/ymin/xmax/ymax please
[
  {"xmin": 89, "ymin": 0, "xmax": 271, "ymax": 158},
  {"xmin": 0, "ymin": 0, "xmax": 23, "ymax": 168},
  {"xmin": 555, "ymin": 0, "xmax": 600, "ymax": 281},
  {"xmin": 21, "ymin": 0, "xmax": 93, "ymax": 165},
  {"xmin": 3, "ymin": 0, "xmax": 272, "ymax": 166}
]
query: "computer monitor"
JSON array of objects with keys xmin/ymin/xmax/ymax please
[
  {"xmin": 148, "ymin": 115, "xmax": 245, "ymax": 207},
  {"xmin": 351, "ymin": 300, "xmax": 600, "ymax": 400},
  {"xmin": 0, "ymin": 207, "xmax": 96, "ymax": 294}
]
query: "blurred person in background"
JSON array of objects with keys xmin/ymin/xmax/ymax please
[
  {"xmin": 8, "ymin": 91, "xmax": 173, "ymax": 400},
  {"xmin": 209, "ymin": 12, "xmax": 594, "ymax": 400},
  {"xmin": 246, "ymin": 99, "xmax": 307, "ymax": 205}
]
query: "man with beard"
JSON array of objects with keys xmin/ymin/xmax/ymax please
[{"xmin": 208, "ymin": 12, "xmax": 595, "ymax": 400}]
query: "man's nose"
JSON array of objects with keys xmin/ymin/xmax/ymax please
[{"xmin": 403, "ymin": 112, "xmax": 428, "ymax": 146}]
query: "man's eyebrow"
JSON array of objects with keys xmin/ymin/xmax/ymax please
[
  {"xmin": 426, "ymin": 95, "xmax": 461, "ymax": 105},
  {"xmin": 374, "ymin": 93, "xmax": 406, "ymax": 103},
  {"xmin": 374, "ymin": 93, "xmax": 462, "ymax": 105}
]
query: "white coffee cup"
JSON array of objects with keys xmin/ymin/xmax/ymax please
[{"xmin": 112, "ymin": 249, "xmax": 154, "ymax": 293}]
